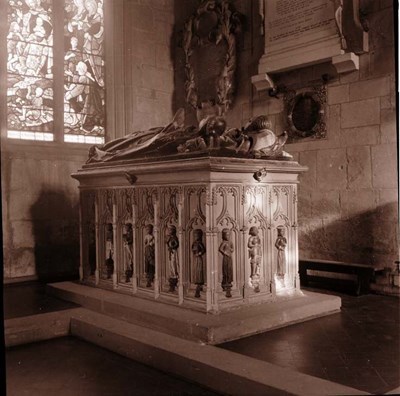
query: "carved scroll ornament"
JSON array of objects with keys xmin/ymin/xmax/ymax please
[
  {"xmin": 183, "ymin": 0, "xmax": 241, "ymax": 115},
  {"xmin": 284, "ymin": 85, "xmax": 327, "ymax": 141}
]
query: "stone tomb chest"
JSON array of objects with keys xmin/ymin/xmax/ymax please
[{"xmin": 72, "ymin": 154, "xmax": 307, "ymax": 313}]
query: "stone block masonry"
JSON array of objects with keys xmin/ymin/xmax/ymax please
[
  {"xmin": 122, "ymin": 0, "xmax": 175, "ymax": 134},
  {"xmin": 233, "ymin": 0, "xmax": 398, "ymax": 273}
]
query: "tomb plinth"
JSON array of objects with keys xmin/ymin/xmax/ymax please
[{"xmin": 72, "ymin": 155, "xmax": 307, "ymax": 313}]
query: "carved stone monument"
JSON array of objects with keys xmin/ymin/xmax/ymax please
[
  {"xmin": 72, "ymin": 111, "xmax": 307, "ymax": 312},
  {"xmin": 66, "ymin": 1, "xmax": 342, "ymax": 342}
]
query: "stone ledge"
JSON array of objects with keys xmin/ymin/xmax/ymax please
[
  {"xmin": 47, "ymin": 281, "xmax": 341, "ymax": 344},
  {"xmin": 70, "ymin": 308, "xmax": 369, "ymax": 396},
  {"xmin": 4, "ymin": 308, "xmax": 80, "ymax": 347}
]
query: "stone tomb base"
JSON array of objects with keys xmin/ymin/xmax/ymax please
[{"xmin": 47, "ymin": 281, "xmax": 341, "ymax": 344}]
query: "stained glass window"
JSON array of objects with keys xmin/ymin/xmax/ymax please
[
  {"xmin": 6, "ymin": 0, "xmax": 105, "ymax": 144},
  {"xmin": 63, "ymin": 0, "xmax": 105, "ymax": 143},
  {"xmin": 7, "ymin": 0, "xmax": 54, "ymax": 141}
]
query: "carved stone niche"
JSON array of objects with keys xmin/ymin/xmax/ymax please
[
  {"xmin": 284, "ymin": 85, "xmax": 327, "ymax": 142},
  {"xmin": 252, "ymin": 0, "xmax": 368, "ymax": 92}
]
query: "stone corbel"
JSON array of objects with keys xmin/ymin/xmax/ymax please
[
  {"xmin": 332, "ymin": 52, "xmax": 359, "ymax": 74},
  {"xmin": 252, "ymin": 51, "xmax": 361, "ymax": 93},
  {"xmin": 251, "ymin": 73, "xmax": 275, "ymax": 94}
]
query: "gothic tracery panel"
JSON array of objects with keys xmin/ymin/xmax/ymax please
[
  {"xmin": 81, "ymin": 189, "xmax": 96, "ymax": 280},
  {"xmin": 98, "ymin": 189, "xmax": 115, "ymax": 281},
  {"xmin": 136, "ymin": 187, "xmax": 157, "ymax": 289},
  {"xmin": 159, "ymin": 187, "xmax": 181, "ymax": 294},
  {"xmin": 270, "ymin": 185, "xmax": 297, "ymax": 289},
  {"xmin": 215, "ymin": 185, "xmax": 241, "ymax": 298},
  {"xmin": 243, "ymin": 185, "xmax": 269, "ymax": 293},
  {"xmin": 116, "ymin": 188, "xmax": 135, "ymax": 286},
  {"xmin": 184, "ymin": 185, "xmax": 207, "ymax": 299}
]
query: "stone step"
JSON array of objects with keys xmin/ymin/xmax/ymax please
[
  {"xmin": 373, "ymin": 275, "xmax": 391, "ymax": 285},
  {"xmin": 370, "ymin": 282, "xmax": 400, "ymax": 296},
  {"xmin": 47, "ymin": 281, "xmax": 341, "ymax": 344},
  {"xmin": 4, "ymin": 308, "xmax": 79, "ymax": 347},
  {"xmin": 70, "ymin": 308, "xmax": 368, "ymax": 396}
]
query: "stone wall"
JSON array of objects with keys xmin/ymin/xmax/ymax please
[
  {"xmin": 119, "ymin": 0, "xmax": 175, "ymax": 135},
  {"xmin": 1, "ymin": 145, "xmax": 86, "ymax": 281},
  {"xmin": 173, "ymin": 1, "xmax": 398, "ymax": 269},
  {"xmin": 279, "ymin": 1, "xmax": 397, "ymax": 269},
  {"xmin": 2, "ymin": 0, "xmax": 396, "ymax": 282}
]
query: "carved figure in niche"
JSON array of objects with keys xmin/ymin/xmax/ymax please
[
  {"xmin": 166, "ymin": 225, "xmax": 179, "ymax": 292},
  {"xmin": 123, "ymin": 224, "xmax": 133, "ymax": 282},
  {"xmin": 192, "ymin": 229, "xmax": 206, "ymax": 298},
  {"xmin": 105, "ymin": 223, "xmax": 114, "ymax": 278},
  {"xmin": 219, "ymin": 228, "xmax": 234, "ymax": 298},
  {"xmin": 275, "ymin": 227, "xmax": 287, "ymax": 278},
  {"xmin": 144, "ymin": 224, "xmax": 155, "ymax": 287},
  {"xmin": 248, "ymin": 226, "xmax": 261, "ymax": 292}
]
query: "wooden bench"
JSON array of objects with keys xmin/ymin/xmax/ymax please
[{"xmin": 299, "ymin": 259, "xmax": 381, "ymax": 295}]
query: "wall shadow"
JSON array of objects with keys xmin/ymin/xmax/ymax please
[
  {"xmin": 30, "ymin": 188, "xmax": 80, "ymax": 282},
  {"xmin": 299, "ymin": 202, "xmax": 398, "ymax": 267}
]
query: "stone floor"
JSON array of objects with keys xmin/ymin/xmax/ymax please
[
  {"xmin": 5, "ymin": 337, "xmax": 218, "ymax": 396},
  {"xmin": 4, "ymin": 282, "xmax": 218, "ymax": 395},
  {"xmin": 3, "ymin": 282, "xmax": 400, "ymax": 395},
  {"xmin": 221, "ymin": 288, "xmax": 400, "ymax": 395},
  {"xmin": 4, "ymin": 281, "xmax": 78, "ymax": 320}
]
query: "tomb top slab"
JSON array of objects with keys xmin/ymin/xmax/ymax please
[{"xmin": 72, "ymin": 155, "xmax": 308, "ymax": 188}]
